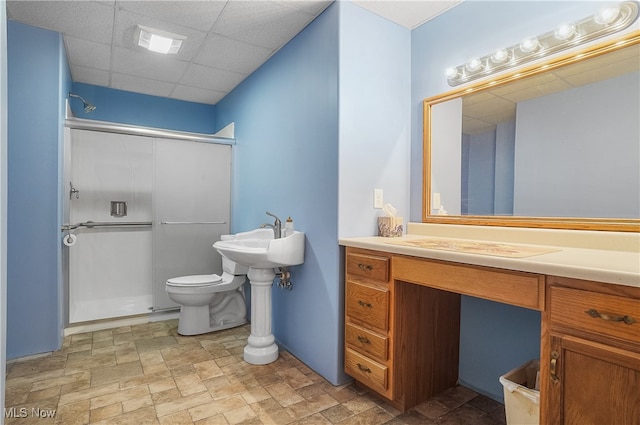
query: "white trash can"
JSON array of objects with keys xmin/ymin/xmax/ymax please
[{"xmin": 499, "ymin": 360, "xmax": 540, "ymax": 425}]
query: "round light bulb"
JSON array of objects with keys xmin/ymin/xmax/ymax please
[
  {"xmin": 595, "ymin": 5, "xmax": 621, "ymax": 25},
  {"xmin": 554, "ymin": 23, "xmax": 576, "ymax": 40},
  {"xmin": 490, "ymin": 48, "xmax": 509, "ymax": 64},
  {"xmin": 465, "ymin": 57, "xmax": 483, "ymax": 73},
  {"xmin": 519, "ymin": 37, "xmax": 540, "ymax": 53},
  {"xmin": 444, "ymin": 67, "xmax": 459, "ymax": 79}
]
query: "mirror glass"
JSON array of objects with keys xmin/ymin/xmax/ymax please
[{"xmin": 424, "ymin": 35, "xmax": 640, "ymax": 231}]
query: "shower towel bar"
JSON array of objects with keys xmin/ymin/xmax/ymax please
[
  {"xmin": 160, "ymin": 221, "xmax": 226, "ymax": 225},
  {"xmin": 61, "ymin": 221, "xmax": 152, "ymax": 231}
]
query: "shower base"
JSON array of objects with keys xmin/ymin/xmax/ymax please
[{"xmin": 70, "ymin": 294, "xmax": 153, "ymax": 324}]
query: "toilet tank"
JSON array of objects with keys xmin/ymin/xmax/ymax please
[{"xmin": 221, "ymin": 256, "xmax": 249, "ymax": 275}]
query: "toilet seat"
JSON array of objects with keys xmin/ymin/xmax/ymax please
[{"xmin": 166, "ymin": 274, "xmax": 222, "ymax": 287}]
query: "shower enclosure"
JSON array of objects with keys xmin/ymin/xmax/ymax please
[{"xmin": 63, "ymin": 125, "xmax": 232, "ymax": 324}]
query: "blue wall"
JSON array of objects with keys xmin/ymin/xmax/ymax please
[
  {"xmin": 7, "ymin": 21, "xmax": 69, "ymax": 358},
  {"xmin": 214, "ymin": 1, "xmax": 410, "ymax": 386},
  {"xmin": 70, "ymin": 83, "xmax": 217, "ymax": 134},
  {"xmin": 410, "ymin": 0, "xmax": 614, "ymax": 221},
  {"xmin": 338, "ymin": 2, "xmax": 411, "ymax": 237},
  {"xmin": 1, "ymin": 0, "xmax": 10, "ymax": 410},
  {"xmin": 6, "ymin": 0, "xmax": 626, "ymax": 401},
  {"xmin": 462, "ymin": 131, "xmax": 496, "ymax": 215},
  {"xmin": 6, "ymin": 22, "xmax": 217, "ymax": 359},
  {"xmin": 513, "ymin": 71, "xmax": 640, "ymax": 218},
  {"xmin": 215, "ymin": 3, "xmax": 344, "ymax": 384},
  {"xmin": 410, "ymin": 1, "xmax": 616, "ymax": 402}
]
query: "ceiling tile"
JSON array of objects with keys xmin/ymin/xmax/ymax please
[
  {"xmin": 462, "ymin": 91, "xmax": 497, "ymax": 107},
  {"xmin": 7, "ymin": 1, "xmax": 115, "ymax": 43},
  {"xmin": 480, "ymin": 107, "xmax": 517, "ymax": 125},
  {"xmin": 461, "ymin": 44, "xmax": 640, "ymax": 131},
  {"xmin": 116, "ymin": 0, "xmax": 227, "ymax": 32},
  {"xmin": 281, "ymin": 0, "xmax": 333, "ymax": 16},
  {"xmin": 555, "ymin": 46, "xmax": 640, "ymax": 87},
  {"xmin": 491, "ymin": 73, "xmax": 560, "ymax": 98},
  {"xmin": 194, "ymin": 33, "xmax": 273, "ymax": 74},
  {"xmin": 464, "ymin": 96, "xmax": 514, "ymax": 120},
  {"xmin": 212, "ymin": 1, "xmax": 315, "ymax": 49},
  {"xmin": 112, "ymin": 46, "xmax": 189, "ymax": 83},
  {"xmin": 180, "ymin": 64, "xmax": 247, "ymax": 93},
  {"xmin": 500, "ymin": 79, "xmax": 572, "ymax": 104},
  {"xmin": 353, "ymin": 0, "xmax": 461, "ymax": 29},
  {"xmin": 7, "ymin": 0, "xmax": 454, "ymax": 105},
  {"xmin": 563, "ymin": 66, "xmax": 630, "ymax": 88},
  {"xmin": 463, "ymin": 118, "xmax": 496, "ymax": 136},
  {"xmin": 71, "ymin": 65, "xmax": 110, "ymax": 86},
  {"xmin": 111, "ymin": 72, "xmax": 175, "ymax": 97},
  {"xmin": 171, "ymin": 85, "xmax": 227, "ymax": 105},
  {"xmin": 64, "ymin": 36, "xmax": 111, "ymax": 70}
]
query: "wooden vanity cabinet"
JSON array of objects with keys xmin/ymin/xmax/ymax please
[
  {"xmin": 542, "ymin": 277, "xmax": 640, "ymax": 425},
  {"xmin": 344, "ymin": 247, "xmax": 462, "ymax": 411},
  {"xmin": 344, "ymin": 245, "xmax": 639, "ymax": 419},
  {"xmin": 344, "ymin": 247, "xmax": 393, "ymax": 400}
]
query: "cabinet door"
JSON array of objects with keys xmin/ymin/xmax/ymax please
[{"xmin": 547, "ymin": 334, "xmax": 640, "ymax": 425}]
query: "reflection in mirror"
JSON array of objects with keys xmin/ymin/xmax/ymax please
[{"xmin": 424, "ymin": 34, "xmax": 640, "ymax": 231}]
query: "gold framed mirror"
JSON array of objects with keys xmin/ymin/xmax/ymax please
[{"xmin": 423, "ymin": 30, "xmax": 640, "ymax": 232}]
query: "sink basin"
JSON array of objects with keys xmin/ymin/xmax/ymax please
[
  {"xmin": 213, "ymin": 228, "xmax": 305, "ymax": 268},
  {"xmin": 213, "ymin": 227, "xmax": 305, "ymax": 365}
]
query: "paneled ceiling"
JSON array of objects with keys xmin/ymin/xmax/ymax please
[
  {"xmin": 6, "ymin": 0, "xmax": 461, "ymax": 105},
  {"xmin": 462, "ymin": 43, "xmax": 640, "ymax": 135}
]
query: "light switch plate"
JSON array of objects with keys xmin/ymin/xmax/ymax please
[
  {"xmin": 433, "ymin": 192, "xmax": 441, "ymax": 209},
  {"xmin": 374, "ymin": 189, "xmax": 383, "ymax": 209}
]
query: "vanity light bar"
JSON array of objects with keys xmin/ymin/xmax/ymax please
[{"xmin": 445, "ymin": 1, "xmax": 639, "ymax": 86}]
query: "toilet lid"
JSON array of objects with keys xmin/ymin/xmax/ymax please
[{"xmin": 166, "ymin": 274, "xmax": 222, "ymax": 287}]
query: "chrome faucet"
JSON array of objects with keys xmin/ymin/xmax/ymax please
[{"xmin": 260, "ymin": 211, "xmax": 282, "ymax": 238}]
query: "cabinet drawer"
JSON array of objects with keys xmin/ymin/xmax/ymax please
[
  {"xmin": 550, "ymin": 286, "xmax": 640, "ymax": 344},
  {"xmin": 345, "ymin": 323, "xmax": 388, "ymax": 363},
  {"xmin": 346, "ymin": 252, "xmax": 389, "ymax": 282},
  {"xmin": 346, "ymin": 281, "xmax": 389, "ymax": 331},
  {"xmin": 345, "ymin": 348, "xmax": 388, "ymax": 392},
  {"xmin": 393, "ymin": 255, "xmax": 544, "ymax": 310}
]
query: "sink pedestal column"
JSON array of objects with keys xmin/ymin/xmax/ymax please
[{"xmin": 244, "ymin": 267, "xmax": 279, "ymax": 365}]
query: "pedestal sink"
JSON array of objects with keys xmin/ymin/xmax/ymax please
[{"xmin": 213, "ymin": 228, "xmax": 305, "ymax": 365}]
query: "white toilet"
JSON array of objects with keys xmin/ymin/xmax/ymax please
[{"xmin": 166, "ymin": 256, "xmax": 249, "ymax": 336}]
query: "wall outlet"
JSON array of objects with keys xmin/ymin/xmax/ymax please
[{"xmin": 374, "ymin": 189, "xmax": 383, "ymax": 209}]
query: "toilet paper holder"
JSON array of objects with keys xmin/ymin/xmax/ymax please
[{"xmin": 110, "ymin": 201, "xmax": 127, "ymax": 217}]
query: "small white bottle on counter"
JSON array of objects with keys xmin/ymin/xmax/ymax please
[{"xmin": 284, "ymin": 216, "xmax": 294, "ymax": 237}]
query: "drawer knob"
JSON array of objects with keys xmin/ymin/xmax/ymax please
[
  {"xmin": 358, "ymin": 300, "xmax": 373, "ymax": 308},
  {"xmin": 357, "ymin": 263, "xmax": 374, "ymax": 271},
  {"xmin": 585, "ymin": 309, "xmax": 636, "ymax": 325},
  {"xmin": 357, "ymin": 335, "xmax": 371, "ymax": 345},
  {"xmin": 356, "ymin": 363, "xmax": 372, "ymax": 373}
]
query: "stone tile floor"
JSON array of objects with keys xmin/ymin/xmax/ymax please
[{"xmin": 5, "ymin": 320, "xmax": 506, "ymax": 424}]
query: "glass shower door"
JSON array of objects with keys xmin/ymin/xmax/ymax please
[
  {"xmin": 68, "ymin": 129, "xmax": 154, "ymax": 323},
  {"xmin": 152, "ymin": 138, "xmax": 231, "ymax": 310}
]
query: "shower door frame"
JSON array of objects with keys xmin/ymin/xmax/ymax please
[{"xmin": 62, "ymin": 117, "xmax": 235, "ymax": 327}]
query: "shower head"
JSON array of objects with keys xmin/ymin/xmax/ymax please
[{"xmin": 69, "ymin": 92, "xmax": 96, "ymax": 113}]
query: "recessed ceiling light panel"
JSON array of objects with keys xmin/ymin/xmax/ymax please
[{"xmin": 136, "ymin": 25, "xmax": 185, "ymax": 54}]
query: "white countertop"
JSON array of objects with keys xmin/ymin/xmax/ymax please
[{"xmin": 339, "ymin": 223, "xmax": 640, "ymax": 288}]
